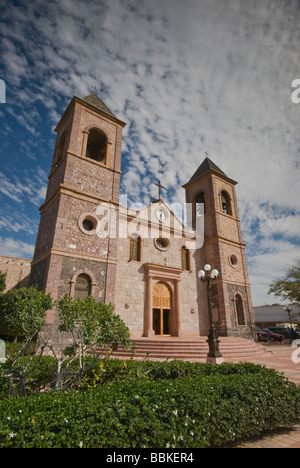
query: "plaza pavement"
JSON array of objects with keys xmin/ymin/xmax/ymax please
[{"xmin": 226, "ymin": 342, "xmax": 300, "ymax": 386}]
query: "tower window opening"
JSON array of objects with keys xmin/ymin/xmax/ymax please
[
  {"xmin": 86, "ymin": 129, "xmax": 107, "ymax": 163},
  {"xmin": 196, "ymin": 192, "xmax": 206, "ymax": 215},
  {"xmin": 55, "ymin": 132, "xmax": 68, "ymax": 165},
  {"xmin": 221, "ymin": 191, "xmax": 232, "ymax": 216},
  {"xmin": 192, "ymin": 192, "xmax": 205, "ymax": 228}
]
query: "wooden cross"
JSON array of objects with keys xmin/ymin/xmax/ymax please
[{"xmin": 154, "ymin": 180, "xmax": 166, "ymax": 200}]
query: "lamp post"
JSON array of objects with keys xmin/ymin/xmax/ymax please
[
  {"xmin": 198, "ymin": 265, "xmax": 224, "ymax": 364},
  {"xmin": 284, "ymin": 305, "xmax": 293, "ymax": 329}
]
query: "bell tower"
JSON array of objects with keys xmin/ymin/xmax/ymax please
[
  {"xmin": 30, "ymin": 94, "xmax": 126, "ymax": 323},
  {"xmin": 183, "ymin": 157, "xmax": 256, "ymax": 338}
]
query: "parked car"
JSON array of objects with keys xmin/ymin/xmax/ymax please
[
  {"xmin": 256, "ymin": 327, "xmax": 270, "ymax": 342},
  {"xmin": 268, "ymin": 327, "xmax": 299, "ymax": 340},
  {"xmin": 263, "ymin": 329, "xmax": 284, "ymax": 342}
]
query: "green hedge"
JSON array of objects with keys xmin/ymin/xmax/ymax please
[
  {"xmin": 0, "ymin": 356, "xmax": 57, "ymax": 399},
  {"xmin": 0, "ymin": 368, "xmax": 299, "ymax": 448},
  {"xmin": 0, "ymin": 357, "xmax": 272, "ymax": 398},
  {"xmin": 78, "ymin": 359, "xmax": 276, "ymax": 388}
]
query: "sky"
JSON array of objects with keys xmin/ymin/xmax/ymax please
[{"xmin": 0, "ymin": 0, "xmax": 299, "ymax": 306}]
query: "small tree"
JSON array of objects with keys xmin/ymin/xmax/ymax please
[
  {"xmin": 51, "ymin": 295, "xmax": 131, "ymax": 391},
  {"xmin": 0, "ymin": 287, "xmax": 53, "ymax": 340},
  {"xmin": 268, "ymin": 260, "xmax": 300, "ymax": 304},
  {"xmin": 0, "ymin": 287, "xmax": 54, "ymax": 397},
  {"xmin": 0, "ymin": 271, "xmax": 6, "ymax": 295}
]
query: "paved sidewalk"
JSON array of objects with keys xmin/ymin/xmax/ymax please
[
  {"xmin": 226, "ymin": 343, "xmax": 300, "ymax": 386},
  {"xmin": 234, "ymin": 427, "xmax": 300, "ymax": 448}
]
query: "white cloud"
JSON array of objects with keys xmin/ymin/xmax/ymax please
[
  {"xmin": 0, "ymin": 212, "xmax": 38, "ymax": 236},
  {"xmin": 0, "ymin": 237, "xmax": 34, "ymax": 259},
  {"xmin": 0, "ymin": 0, "xmax": 300, "ymax": 305},
  {"xmin": 0, "ymin": 171, "xmax": 47, "ymax": 206},
  {"xmin": 247, "ymin": 238, "xmax": 299, "ymax": 306}
]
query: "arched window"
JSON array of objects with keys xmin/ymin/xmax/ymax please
[
  {"xmin": 129, "ymin": 234, "xmax": 141, "ymax": 262},
  {"xmin": 55, "ymin": 132, "xmax": 68, "ymax": 165},
  {"xmin": 181, "ymin": 246, "xmax": 190, "ymax": 271},
  {"xmin": 86, "ymin": 128, "xmax": 107, "ymax": 163},
  {"xmin": 192, "ymin": 192, "xmax": 205, "ymax": 228},
  {"xmin": 221, "ymin": 191, "xmax": 232, "ymax": 216},
  {"xmin": 196, "ymin": 192, "xmax": 206, "ymax": 215},
  {"xmin": 235, "ymin": 294, "xmax": 245, "ymax": 326},
  {"xmin": 74, "ymin": 274, "xmax": 92, "ymax": 300}
]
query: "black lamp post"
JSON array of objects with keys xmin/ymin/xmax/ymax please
[
  {"xmin": 284, "ymin": 305, "xmax": 293, "ymax": 329},
  {"xmin": 198, "ymin": 264, "xmax": 224, "ymax": 364}
]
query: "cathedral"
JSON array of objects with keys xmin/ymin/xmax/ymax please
[{"xmin": 28, "ymin": 93, "xmax": 256, "ymax": 340}]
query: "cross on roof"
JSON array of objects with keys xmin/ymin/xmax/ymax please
[
  {"xmin": 154, "ymin": 180, "xmax": 166, "ymax": 200},
  {"xmin": 91, "ymin": 86, "xmax": 99, "ymax": 95},
  {"xmin": 205, "ymin": 151, "xmax": 210, "ymax": 158}
]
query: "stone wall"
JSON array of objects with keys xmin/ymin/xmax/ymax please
[
  {"xmin": 0, "ymin": 256, "xmax": 31, "ymax": 292},
  {"xmin": 114, "ymin": 224, "xmax": 207, "ymax": 338}
]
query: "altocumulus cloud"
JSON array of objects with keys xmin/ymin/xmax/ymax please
[
  {"xmin": 0, "ymin": 237, "xmax": 35, "ymax": 259},
  {"xmin": 0, "ymin": 0, "xmax": 299, "ymax": 304}
]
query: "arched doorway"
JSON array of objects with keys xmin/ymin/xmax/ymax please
[{"xmin": 152, "ymin": 282, "xmax": 172, "ymax": 336}]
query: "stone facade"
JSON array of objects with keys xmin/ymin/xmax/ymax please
[
  {"xmin": 0, "ymin": 256, "xmax": 31, "ymax": 292},
  {"xmin": 30, "ymin": 94, "xmax": 126, "ymax": 325},
  {"xmin": 1, "ymin": 94, "xmax": 256, "ymax": 341},
  {"xmin": 183, "ymin": 159, "xmax": 256, "ymax": 338},
  {"xmin": 114, "ymin": 204, "xmax": 208, "ymax": 338}
]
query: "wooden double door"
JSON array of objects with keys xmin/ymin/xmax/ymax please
[{"xmin": 152, "ymin": 282, "xmax": 172, "ymax": 336}]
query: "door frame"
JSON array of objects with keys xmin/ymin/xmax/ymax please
[{"xmin": 144, "ymin": 263, "xmax": 183, "ymax": 338}]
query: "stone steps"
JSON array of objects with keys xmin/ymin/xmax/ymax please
[{"xmin": 100, "ymin": 337, "xmax": 268, "ymax": 362}]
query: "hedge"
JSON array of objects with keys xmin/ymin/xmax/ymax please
[
  {"xmin": 78, "ymin": 359, "xmax": 278, "ymax": 388},
  {"xmin": 0, "ymin": 357, "xmax": 273, "ymax": 398},
  {"xmin": 0, "ymin": 368, "xmax": 299, "ymax": 448}
]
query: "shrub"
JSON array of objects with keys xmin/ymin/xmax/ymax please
[
  {"xmin": 0, "ymin": 271, "xmax": 6, "ymax": 295},
  {"xmin": 0, "ymin": 356, "xmax": 57, "ymax": 399},
  {"xmin": 0, "ymin": 287, "xmax": 53, "ymax": 339},
  {"xmin": 77, "ymin": 358, "xmax": 273, "ymax": 389},
  {"xmin": 52, "ymin": 296, "xmax": 131, "ymax": 391},
  {"xmin": 0, "ymin": 368, "xmax": 299, "ymax": 448}
]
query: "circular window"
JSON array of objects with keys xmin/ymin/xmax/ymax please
[
  {"xmin": 78, "ymin": 213, "xmax": 98, "ymax": 236},
  {"xmin": 229, "ymin": 254, "xmax": 238, "ymax": 267},
  {"xmin": 82, "ymin": 219, "xmax": 94, "ymax": 232},
  {"xmin": 155, "ymin": 238, "xmax": 169, "ymax": 251}
]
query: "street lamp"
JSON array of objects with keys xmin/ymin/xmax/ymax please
[
  {"xmin": 198, "ymin": 264, "xmax": 224, "ymax": 364},
  {"xmin": 284, "ymin": 305, "xmax": 293, "ymax": 329}
]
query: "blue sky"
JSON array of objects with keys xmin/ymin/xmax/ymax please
[{"xmin": 0, "ymin": 0, "xmax": 300, "ymax": 306}]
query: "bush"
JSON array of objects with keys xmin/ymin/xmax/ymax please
[
  {"xmin": 0, "ymin": 287, "xmax": 53, "ymax": 339},
  {"xmin": 0, "ymin": 356, "xmax": 57, "ymax": 399},
  {"xmin": 0, "ymin": 367, "xmax": 299, "ymax": 448},
  {"xmin": 77, "ymin": 358, "xmax": 273, "ymax": 389}
]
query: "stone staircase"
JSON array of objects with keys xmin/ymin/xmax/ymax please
[{"xmin": 102, "ymin": 337, "xmax": 269, "ymax": 362}]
